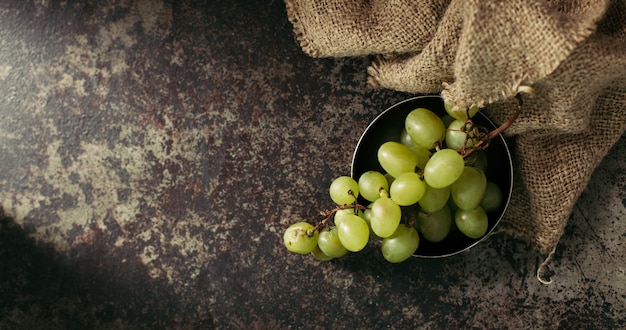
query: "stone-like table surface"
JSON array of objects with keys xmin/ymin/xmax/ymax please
[{"xmin": 0, "ymin": 1, "xmax": 625, "ymax": 329}]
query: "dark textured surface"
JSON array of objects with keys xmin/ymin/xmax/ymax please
[{"xmin": 0, "ymin": 1, "xmax": 624, "ymax": 329}]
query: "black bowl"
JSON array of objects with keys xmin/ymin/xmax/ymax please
[{"xmin": 351, "ymin": 95, "xmax": 513, "ymax": 258}]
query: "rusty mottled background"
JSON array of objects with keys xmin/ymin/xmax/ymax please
[{"xmin": 0, "ymin": 1, "xmax": 624, "ymax": 329}]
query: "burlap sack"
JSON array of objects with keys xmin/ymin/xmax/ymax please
[{"xmin": 285, "ymin": 0, "xmax": 626, "ymax": 282}]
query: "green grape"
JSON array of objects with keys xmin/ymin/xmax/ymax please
[
  {"xmin": 381, "ymin": 225, "xmax": 420, "ymax": 263},
  {"xmin": 423, "ymin": 148, "xmax": 465, "ymax": 189},
  {"xmin": 358, "ymin": 171, "xmax": 389, "ymax": 202},
  {"xmin": 334, "ymin": 207, "xmax": 364, "ymax": 226},
  {"xmin": 400, "ymin": 129, "xmax": 431, "ymax": 168},
  {"xmin": 464, "ymin": 149, "xmax": 488, "ymax": 173},
  {"xmin": 336, "ymin": 214, "xmax": 370, "ymax": 252},
  {"xmin": 440, "ymin": 114, "xmax": 456, "ymax": 128},
  {"xmin": 405, "ymin": 108, "xmax": 446, "ymax": 149},
  {"xmin": 410, "ymin": 146, "xmax": 431, "ymax": 169},
  {"xmin": 445, "ymin": 119, "xmax": 479, "ymax": 150},
  {"xmin": 377, "ymin": 141, "xmax": 419, "ymax": 178},
  {"xmin": 362, "ymin": 204, "xmax": 372, "ymax": 223},
  {"xmin": 447, "ymin": 195, "xmax": 458, "ymax": 217},
  {"xmin": 389, "ymin": 172, "xmax": 426, "ymax": 206},
  {"xmin": 362, "ymin": 204, "xmax": 383, "ymax": 240},
  {"xmin": 446, "ymin": 197, "xmax": 459, "ymax": 232},
  {"xmin": 400, "ymin": 128, "xmax": 416, "ymax": 148},
  {"xmin": 362, "ymin": 207, "xmax": 371, "ymax": 227},
  {"xmin": 311, "ymin": 245, "xmax": 334, "ymax": 261},
  {"xmin": 370, "ymin": 197, "xmax": 402, "ymax": 238},
  {"xmin": 455, "ymin": 206, "xmax": 489, "ymax": 239},
  {"xmin": 385, "ymin": 173, "xmax": 395, "ymax": 186},
  {"xmin": 418, "ymin": 184, "xmax": 451, "ymax": 213},
  {"xmin": 450, "ymin": 166, "xmax": 487, "ymax": 210},
  {"xmin": 329, "ymin": 176, "xmax": 359, "ymax": 205},
  {"xmin": 417, "ymin": 205, "xmax": 452, "ymax": 243},
  {"xmin": 444, "ymin": 101, "xmax": 479, "ymax": 120},
  {"xmin": 317, "ymin": 227, "xmax": 349, "ymax": 258},
  {"xmin": 283, "ymin": 222, "xmax": 319, "ymax": 255},
  {"xmin": 480, "ymin": 181, "xmax": 503, "ymax": 213}
]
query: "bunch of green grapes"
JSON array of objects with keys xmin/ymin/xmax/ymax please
[
  {"xmin": 283, "ymin": 102, "xmax": 504, "ymax": 263},
  {"xmin": 283, "ymin": 174, "xmax": 419, "ymax": 263}
]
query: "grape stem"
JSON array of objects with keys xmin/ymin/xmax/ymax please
[
  {"xmin": 462, "ymin": 93, "xmax": 523, "ymax": 158},
  {"xmin": 311, "ymin": 203, "xmax": 369, "ymax": 233}
]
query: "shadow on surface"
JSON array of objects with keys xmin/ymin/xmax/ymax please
[{"xmin": 0, "ymin": 209, "xmax": 214, "ymax": 330}]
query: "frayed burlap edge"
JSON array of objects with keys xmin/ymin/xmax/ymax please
[{"xmin": 284, "ymin": 0, "xmax": 319, "ymax": 57}]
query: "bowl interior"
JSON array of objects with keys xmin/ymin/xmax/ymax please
[{"xmin": 351, "ymin": 96, "xmax": 513, "ymax": 258}]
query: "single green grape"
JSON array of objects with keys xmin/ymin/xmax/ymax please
[
  {"xmin": 336, "ymin": 214, "xmax": 370, "ymax": 252},
  {"xmin": 418, "ymin": 184, "xmax": 451, "ymax": 213},
  {"xmin": 445, "ymin": 119, "xmax": 479, "ymax": 150},
  {"xmin": 400, "ymin": 128, "xmax": 417, "ymax": 148},
  {"xmin": 389, "ymin": 172, "xmax": 426, "ymax": 206},
  {"xmin": 400, "ymin": 128, "xmax": 431, "ymax": 168},
  {"xmin": 311, "ymin": 245, "xmax": 334, "ymax": 261},
  {"xmin": 381, "ymin": 225, "xmax": 420, "ymax": 263},
  {"xmin": 358, "ymin": 171, "xmax": 389, "ymax": 202},
  {"xmin": 334, "ymin": 207, "xmax": 364, "ymax": 226},
  {"xmin": 377, "ymin": 141, "xmax": 419, "ymax": 178},
  {"xmin": 455, "ymin": 206, "xmax": 489, "ymax": 239},
  {"xmin": 440, "ymin": 114, "xmax": 456, "ymax": 128},
  {"xmin": 405, "ymin": 107, "xmax": 446, "ymax": 149},
  {"xmin": 410, "ymin": 146, "xmax": 431, "ymax": 169},
  {"xmin": 480, "ymin": 181, "xmax": 504, "ymax": 213},
  {"xmin": 317, "ymin": 226, "xmax": 349, "ymax": 258},
  {"xmin": 362, "ymin": 204, "xmax": 383, "ymax": 240},
  {"xmin": 283, "ymin": 222, "xmax": 319, "ymax": 255},
  {"xmin": 385, "ymin": 173, "xmax": 395, "ymax": 187},
  {"xmin": 417, "ymin": 205, "xmax": 452, "ymax": 243},
  {"xmin": 450, "ymin": 166, "xmax": 487, "ymax": 210},
  {"xmin": 444, "ymin": 102, "xmax": 479, "ymax": 120},
  {"xmin": 446, "ymin": 198, "xmax": 459, "ymax": 227},
  {"xmin": 362, "ymin": 204, "xmax": 372, "ymax": 223},
  {"xmin": 423, "ymin": 148, "xmax": 465, "ymax": 189},
  {"xmin": 370, "ymin": 196, "xmax": 402, "ymax": 238},
  {"xmin": 329, "ymin": 176, "xmax": 359, "ymax": 205}
]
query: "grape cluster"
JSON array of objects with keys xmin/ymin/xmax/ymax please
[{"xmin": 283, "ymin": 102, "xmax": 504, "ymax": 263}]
